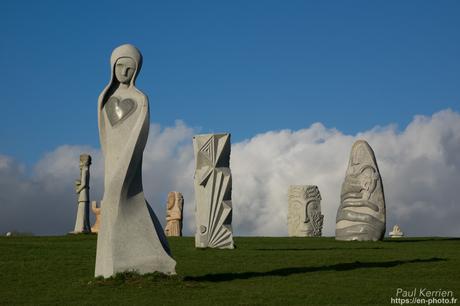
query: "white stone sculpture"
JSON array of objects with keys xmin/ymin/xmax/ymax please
[
  {"xmin": 193, "ymin": 133, "xmax": 234, "ymax": 249},
  {"xmin": 95, "ymin": 44, "xmax": 176, "ymax": 278},
  {"xmin": 336, "ymin": 140, "xmax": 386, "ymax": 241},
  {"xmin": 389, "ymin": 225, "xmax": 404, "ymax": 238},
  {"xmin": 165, "ymin": 191, "xmax": 184, "ymax": 237},
  {"xmin": 72, "ymin": 154, "xmax": 92, "ymax": 234},
  {"xmin": 288, "ymin": 185, "xmax": 324, "ymax": 237},
  {"xmin": 91, "ymin": 201, "xmax": 101, "ymax": 233}
]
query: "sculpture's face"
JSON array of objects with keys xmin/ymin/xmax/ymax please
[
  {"xmin": 114, "ymin": 57, "xmax": 136, "ymax": 84},
  {"xmin": 342, "ymin": 143, "xmax": 379, "ymax": 203},
  {"xmin": 289, "ymin": 196, "xmax": 310, "ymax": 234},
  {"xmin": 167, "ymin": 193, "xmax": 175, "ymax": 210},
  {"xmin": 79, "ymin": 156, "xmax": 91, "ymax": 168}
]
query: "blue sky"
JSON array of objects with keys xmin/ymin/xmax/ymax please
[{"xmin": 1, "ymin": 1, "xmax": 459, "ymax": 165}]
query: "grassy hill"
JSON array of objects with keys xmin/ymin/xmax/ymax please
[{"xmin": 0, "ymin": 236, "xmax": 459, "ymax": 305}]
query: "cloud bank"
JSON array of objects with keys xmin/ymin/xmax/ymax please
[{"xmin": 0, "ymin": 110, "xmax": 459, "ymax": 237}]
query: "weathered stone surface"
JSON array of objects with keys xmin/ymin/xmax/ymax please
[
  {"xmin": 72, "ymin": 154, "xmax": 92, "ymax": 234},
  {"xmin": 336, "ymin": 140, "xmax": 386, "ymax": 241},
  {"xmin": 91, "ymin": 201, "xmax": 101, "ymax": 233},
  {"xmin": 288, "ymin": 185, "xmax": 323, "ymax": 237},
  {"xmin": 165, "ymin": 192, "xmax": 184, "ymax": 237},
  {"xmin": 95, "ymin": 44, "xmax": 176, "ymax": 278},
  {"xmin": 389, "ymin": 224, "xmax": 404, "ymax": 238},
  {"xmin": 193, "ymin": 133, "xmax": 234, "ymax": 249}
]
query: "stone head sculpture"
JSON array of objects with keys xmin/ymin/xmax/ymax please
[
  {"xmin": 288, "ymin": 185, "xmax": 324, "ymax": 237},
  {"xmin": 95, "ymin": 44, "xmax": 176, "ymax": 278},
  {"xmin": 336, "ymin": 140, "xmax": 386, "ymax": 241}
]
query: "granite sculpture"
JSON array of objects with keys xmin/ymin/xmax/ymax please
[
  {"xmin": 193, "ymin": 133, "xmax": 234, "ymax": 249},
  {"xmin": 72, "ymin": 154, "xmax": 92, "ymax": 234},
  {"xmin": 91, "ymin": 201, "xmax": 101, "ymax": 233},
  {"xmin": 336, "ymin": 140, "xmax": 386, "ymax": 241},
  {"xmin": 288, "ymin": 185, "xmax": 324, "ymax": 237},
  {"xmin": 389, "ymin": 225, "xmax": 404, "ymax": 238},
  {"xmin": 164, "ymin": 192, "xmax": 184, "ymax": 237},
  {"xmin": 95, "ymin": 44, "xmax": 176, "ymax": 278}
]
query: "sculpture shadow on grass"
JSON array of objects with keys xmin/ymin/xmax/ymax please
[
  {"xmin": 184, "ymin": 257, "xmax": 446, "ymax": 283},
  {"xmin": 385, "ymin": 238, "xmax": 460, "ymax": 243},
  {"xmin": 254, "ymin": 247, "xmax": 384, "ymax": 251}
]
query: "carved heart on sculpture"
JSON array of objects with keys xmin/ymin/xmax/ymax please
[{"xmin": 105, "ymin": 97, "xmax": 137, "ymax": 126}]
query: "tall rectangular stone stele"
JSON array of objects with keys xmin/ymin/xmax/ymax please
[{"xmin": 193, "ymin": 133, "xmax": 234, "ymax": 249}]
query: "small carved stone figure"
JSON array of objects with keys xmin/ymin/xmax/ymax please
[
  {"xmin": 164, "ymin": 192, "xmax": 184, "ymax": 237},
  {"xmin": 193, "ymin": 133, "xmax": 234, "ymax": 249},
  {"xmin": 336, "ymin": 140, "xmax": 386, "ymax": 241},
  {"xmin": 95, "ymin": 44, "xmax": 176, "ymax": 278},
  {"xmin": 389, "ymin": 225, "xmax": 404, "ymax": 238},
  {"xmin": 72, "ymin": 154, "xmax": 92, "ymax": 234},
  {"xmin": 91, "ymin": 201, "xmax": 101, "ymax": 233},
  {"xmin": 288, "ymin": 185, "xmax": 324, "ymax": 237}
]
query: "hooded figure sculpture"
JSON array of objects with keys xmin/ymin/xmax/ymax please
[
  {"xmin": 95, "ymin": 44, "xmax": 176, "ymax": 277},
  {"xmin": 335, "ymin": 140, "xmax": 386, "ymax": 241}
]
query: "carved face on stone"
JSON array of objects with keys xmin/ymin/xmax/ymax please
[
  {"xmin": 288, "ymin": 190, "xmax": 309, "ymax": 234},
  {"xmin": 114, "ymin": 57, "xmax": 136, "ymax": 84},
  {"xmin": 341, "ymin": 141, "xmax": 380, "ymax": 209},
  {"xmin": 104, "ymin": 44, "xmax": 142, "ymax": 92},
  {"xmin": 288, "ymin": 185, "xmax": 322, "ymax": 236},
  {"xmin": 167, "ymin": 192, "xmax": 175, "ymax": 210}
]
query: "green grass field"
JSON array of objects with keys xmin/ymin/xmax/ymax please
[{"xmin": 0, "ymin": 236, "xmax": 459, "ymax": 305}]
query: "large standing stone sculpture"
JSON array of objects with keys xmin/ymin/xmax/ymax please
[
  {"xmin": 72, "ymin": 154, "xmax": 92, "ymax": 234},
  {"xmin": 95, "ymin": 44, "xmax": 176, "ymax": 278},
  {"xmin": 336, "ymin": 140, "xmax": 386, "ymax": 241},
  {"xmin": 288, "ymin": 185, "xmax": 324, "ymax": 237},
  {"xmin": 193, "ymin": 133, "xmax": 234, "ymax": 249},
  {"xmin": 164, "ymin": 191, "xmax": 184, "ymax": 237}
]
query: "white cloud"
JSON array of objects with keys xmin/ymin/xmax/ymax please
[
  {"xmin": 0, "ymin": 110, "xmax": 459, "ymax": 237},
  {"xmin": 231, "ymin": 109, "xmax": 460, "ymax": 237}
]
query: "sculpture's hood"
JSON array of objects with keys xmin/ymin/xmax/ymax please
[
  {"xmin": 109, "ymin": 44, "xmax": 143, "ymax": 87},
  {"xmin": 347, "ymin": 140, "xmax": 379, "ymax": 173}
]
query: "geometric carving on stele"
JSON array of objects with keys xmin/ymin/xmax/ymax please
[{"xmin": 193, "ymin": 133, "xmax": 234, "ymax": 249}]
